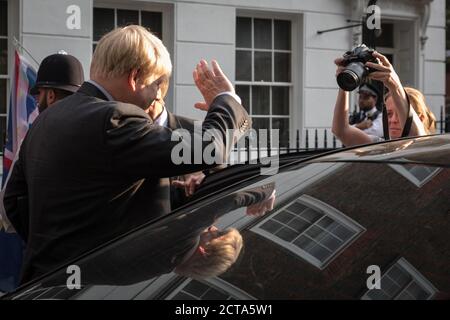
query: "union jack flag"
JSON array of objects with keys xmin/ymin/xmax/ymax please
[
  {"xmin": 2, "ymin": 50, "xmax": 38, "ymax": 188},
  {"xmin": 0, "ymin": 50, "xmax": 37, "ymax": 292}
]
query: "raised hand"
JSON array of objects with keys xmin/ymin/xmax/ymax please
[
  {"xmin": 366, "ymin": 51, "xmax": 402, "ymax": 91},
  {"xmin": 193, "ymin": 60, "xmax": 234, "ymax": 111}
]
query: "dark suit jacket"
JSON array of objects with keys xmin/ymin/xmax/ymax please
[{"xmin": 3, "ymin": 82, "xmax": 250, "ymax": 283}]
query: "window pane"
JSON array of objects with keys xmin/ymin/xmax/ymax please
[
  {"xmin": 252, "ymin": 86, "xmax": 270, "ymax": 115},
  {"xmin": 254, "ymin": 51, "xmax": 272, "ymax": 82},
  {"xmin": 274, "ymin": 20, "xmax": 291, "ymax": 50},
  {"xmin": 274, "ymin": 52, "xmax": 291, "ymax": 82},
  {"xmin": 0, "ymin": 38, "xmax": 7, "ymax": 75},
  {"xmin": 273, "ymin": 210, "xmax": 295, "ymax": 224},
  {"xmin": 203, "ymin": 287, "xmax": 229, "ymax": 300},
  {"xmin": 254, "ymin": 19, "xmax": 272, "ymax": 49},
  {"xmin": 276, "ymin": 227, "xmax": 298, "ymax": 242},
  {"xmin": 236, "ymin": 50, "xmax": 251, "ymax": 81},
  {"xmin": 287, "ymin": 201, "xmax": 307, "ymax": 214},
  {"xmin": 0, "ymin": 0, "xmax": 6, "ymax": 36},
  {"xmin": 252, "ymin": 117, "xmax": 270, "ymax": 131},
  {"xmin": 272, "ymin": 117, "xmax": 289, "ymax": 148},
  {"xmin": 184, "ymin": 280, "xmax": 210, "ymax": 297},
  {"xmin": 404, "ymin": 282, "xmax": 430, "ymax": 300},
  {"xmin": 288, "ymin": 217, "xmax": 310, "ymax": 233},
  {"xmin": 236, "ymin": 17, "xmax": 251, "ymax": 48},
  {"xmin": 93, "ymin": 8, "xmax": 114, "ymax": 41},
  {"xmin": 141, "ymin": 11, "xmax": 162, "ymax": 40},
  {"xmin": 376, "ymin": 23, "xmax": 394, "ymax": 47},
  {"xmin": 0, "ymin": 78, "xmax": 6, "ymax": 114},
  {"xmin": 117, "ymin": 9, "xmax": 139, "ymax": 27},
  {"xmin": 260, "ymin": 219, "xmax": 282, "ymax": 233},
  {"xmin": 272, "ymin": 86, "xmax": 289, "ymax": 115},
  {"xmin": 236, "ymin": 85, "xmax": 250, "ymax": 113}
]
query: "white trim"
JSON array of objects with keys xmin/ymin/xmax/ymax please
[
  {"xmin": 165, "ymin": 277, "xmax": 255, "ymax": 300},
  {"xmin": 388, "ymin": 164, "xmax": 441, "ymax": 188},
  {"xmin": 362, "ymin": 257, "xmax": 438, "ymax": 300},
  {"xmin": 235, "ymin": 11, "xmax": 298, "ymax": 148},
  {"xmin": 252, "ymin": 194, "xmax": 365, "ymax": 270}
]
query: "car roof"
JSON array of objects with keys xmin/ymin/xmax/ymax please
[{"xmin": 310, "ymin": 134, "xmax": 450, "ymax": 167}]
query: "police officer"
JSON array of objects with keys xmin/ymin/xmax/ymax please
[
  {"xmin": 30, "ymin": 52, "xmax": 84, "ymax": 112},
  {"xmin": 350, "ymin": 83, "xmax": 383, "ymax": 138}
]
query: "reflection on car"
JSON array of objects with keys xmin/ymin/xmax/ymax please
[{"xmin": 3, "ymin": 134, "xmax": 450, "ymax": 300}]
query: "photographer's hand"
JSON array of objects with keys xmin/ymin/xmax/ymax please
[
  {"xmin": 334, "ymin": 57, "xmax": 346, "ymax": 77},
  {"xmin": 365, "ymin": 52, "xmax": 401, "ymax": 91}
]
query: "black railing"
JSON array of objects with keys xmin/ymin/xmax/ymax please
[{"xmin": 231, "ymin": 105, "xmax": 450, "ymax": 165}]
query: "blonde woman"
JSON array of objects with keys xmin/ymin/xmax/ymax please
[
  {"xmin": 332, "ymin": 51, "xmax": 430, "ymax": 146},
  {"xmin": 404, "ymin": 87, "xmax": 436, "ymax": 134}
]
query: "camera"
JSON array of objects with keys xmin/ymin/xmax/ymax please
[{"xmin": 336, "ymin": 44, "xmax": 378, "ymax": 91}]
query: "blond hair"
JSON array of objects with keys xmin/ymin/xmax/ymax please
[
  {"xmin": 90, "ymin": 25, "xmax": 172, "ymax": 98},
  {"xmin": 175, "ymin": 228, "xmax": 243, "ymax": 280},
  {"xmin": 404, "ymin": 87, "xmax": 436, "ymax": 134}
]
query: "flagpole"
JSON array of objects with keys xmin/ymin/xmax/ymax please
[{"xmin": 12, "ymin": 37, "xmax": 40, "ymax": 67}]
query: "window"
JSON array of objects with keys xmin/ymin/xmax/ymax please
[
  {"xmin": 364, "ymin": 22, "xmax": 394, "ymax": 64},
  {"xmin": 235, "ymin": 17, "xmax": 292, "ymax": 148},
  {"xmin": 252, "ymin": 194, "xmax": 365, "ymax": 269},
  {"xmin": 389, "ymin": 164, "xmax": 441, "ymax": 188},
  {"xmin": 362, "ymin": 257, "xmax": 438, "ymax": 300},
  {"xmin": 166, "ymin": 277, "xmax": 255, "ymax": 300},
  {"xmin": 93, "ymin": 7, "xmax": 162, "ymax": 52},
  {"xmin": 0, "ymin": 0, "xmax": 8, "ymax": 155}
]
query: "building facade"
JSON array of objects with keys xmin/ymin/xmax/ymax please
[{"xmin": 0, "ymin": 0, "xmax": 446, "ymax": 151}]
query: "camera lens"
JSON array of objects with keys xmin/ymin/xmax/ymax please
[
  {"xmin": 337, "ymin": 70, "xmax": 359, "ymax": 91},
  {"xmin": 336, "ymin": 62, "xmax": 368, "ymax": 91}
]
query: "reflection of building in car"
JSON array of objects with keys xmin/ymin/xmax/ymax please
[{"xmin": 3, "ymin": 135, "xmax": 450, "ymax": 300}]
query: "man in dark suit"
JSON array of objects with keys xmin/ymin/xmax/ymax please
[{"xmin": 3, "ymin": 25, "xmax": 251, "ymax": 284}]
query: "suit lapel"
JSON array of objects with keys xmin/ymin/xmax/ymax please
[{"xmin": 167, "ymin": 111, "xmax": 181, "ymax": 130}]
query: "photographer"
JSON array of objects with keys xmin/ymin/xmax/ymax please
[{"xmin": 332, "ymin": 50, "xmax": 427, "ymax": 147}]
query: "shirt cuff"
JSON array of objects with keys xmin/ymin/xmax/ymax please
[{"xmin": 214, "ymin": 92, "xmax": 242, "ymax": 105}]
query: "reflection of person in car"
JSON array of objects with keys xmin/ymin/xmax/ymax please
[
  {"xmin": 174, "ymin": 226, "xmax": 243, "ymax": 279},
  {"xmin": 72, "ymin": 183, "xmax": 275, "ymax": 286}
]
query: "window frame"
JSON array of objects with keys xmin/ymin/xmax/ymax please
[
  {"xmin": 92, "ymin": 1, "xmax": 174, "ymax": 111},
  {"xmin": 361, "ymin": 257, "xmax": 438, "ymax": 300},
  {"xmin": 389, "ymin": 164, "xmax": 442, "ymax": 188},
  {"xmin": 235, "ymin": 11, "xmax": 300, "ymax": 150},
  {"xmin": 252, "ymin": 194, "xmax": 366, "ymax": 270},
  {"xmin": 165, "ymin": 277, "xmax": 256, "ymax": 300}
]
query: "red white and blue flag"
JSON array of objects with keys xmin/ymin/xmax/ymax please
[
  {"xmin": 2, "ymin": 50, "xmax": 38, "ymax": 188},
  {"xmin": 0, "ymin": 50, "xmax": 37, "ymax": 292}
]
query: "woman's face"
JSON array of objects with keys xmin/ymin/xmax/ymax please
[{"xmin": 386, "ymin": 96, "xmax": 402, "ymax": 139}]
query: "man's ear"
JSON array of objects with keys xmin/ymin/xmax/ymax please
[
  {"xmin": 46, "ymin": 89, "xmax": 56, "ymax": 105},
  {"xmin": 128, "ymin": 69, "xmax": 140, "ymax": 91}
]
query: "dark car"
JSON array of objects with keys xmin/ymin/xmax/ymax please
[{"xmin": 2, "ymin": 134, "xmax": 450, "ymax": 300}]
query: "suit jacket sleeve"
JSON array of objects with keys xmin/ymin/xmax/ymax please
[
  {"xmin": 105, "ymin": 94, "xmax": 251, "ymax": 179},
  {"xmin": 3, "ymin": 150, "xmax": 30, "ymax": 241}
]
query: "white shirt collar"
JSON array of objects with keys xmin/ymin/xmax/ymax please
[
  {"xmin": 153, "ymin": 106, "xmax": 168, "ymax": 127},
  {"xmin": 87, "ymin": 80, "xmax": 115, "ymax": 102}
]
